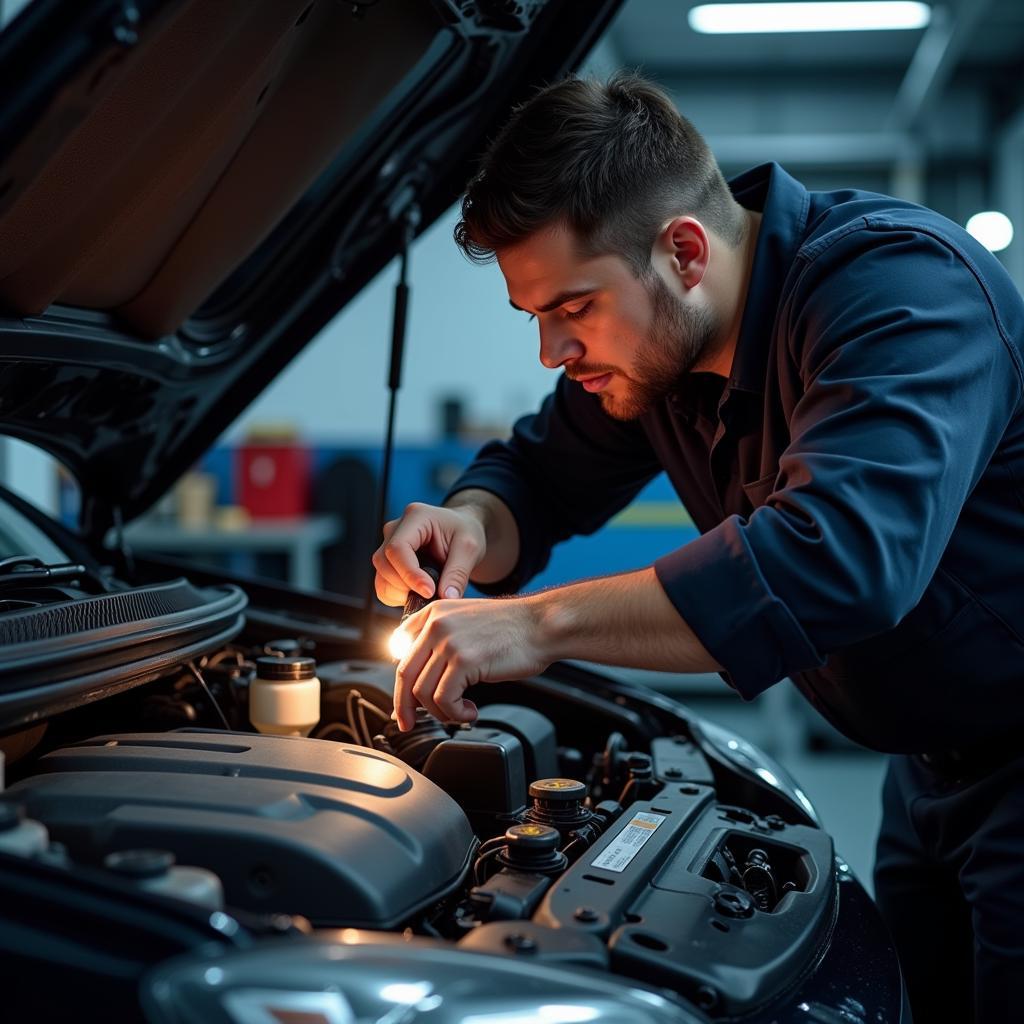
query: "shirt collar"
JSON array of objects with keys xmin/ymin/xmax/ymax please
[
  {"xmin": 665, "ymin": 163, "xmax": 810, "ymax": 420},
  {"xmin": 724, "ymin": 162, "xmax": 811, "ymax": 396}
]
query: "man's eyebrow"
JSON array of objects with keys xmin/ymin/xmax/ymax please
[{"xmin": 508, "ymin": 288, "xmax": 595, "ymax": 315}]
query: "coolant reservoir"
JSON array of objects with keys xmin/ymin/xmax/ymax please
[
  {"xmin": 250, "ymin": 656, "xmax": 321, "ymax": 737},
  {"xmin": 0, "ymin": 802, "xmax": 49, "ymax": 857},
  {"xmin": 104, "ymin": 849, "xmax": 224, "ymax": 911}
]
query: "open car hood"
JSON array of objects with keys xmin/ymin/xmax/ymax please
[{"xmin": 0, "ymin": 0, "xmax": 620, "ymax": 539}]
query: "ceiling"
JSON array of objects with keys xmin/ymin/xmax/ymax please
[
  {"xmin": 606, "ymin": 0, "xmax": 1024, "ymax": 81},
  {"xmin": 582, "ymin": 0, "xmax": 1024, "ymax": 285},
  {"xmin": 587, "ymin": 0, "xmax": 1023, "ymax": 222}
]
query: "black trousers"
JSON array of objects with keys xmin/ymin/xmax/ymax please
[{"xmin": 873, "ymin": 752, "xmax": 1024, "ymax": 1023}]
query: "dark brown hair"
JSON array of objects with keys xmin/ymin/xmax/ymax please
[{"xmin": 454, "ymin": 72, "xmax": 746, "ymax": 275}]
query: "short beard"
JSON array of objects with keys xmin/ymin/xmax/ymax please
[{"xmin": 600, "ymin": 273, "xmax": 718, "ymax": 421}]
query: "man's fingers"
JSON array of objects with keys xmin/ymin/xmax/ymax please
[
  {"xmin": 374, "ymin": 574, "xmax": 407, "ymax": 607},
  {"xmin": 372, "ymin": 556, "xmax": 410, "ymax": 606},
  {"xmin": 394, "ymin": 677, "xmax": 417, "ymax": 733},
  {"xmin": 438, "ymin": 531, "xmax": 482, "ymax": 599},
  {"xmin": 409, "ymin": 649, "xmax": 448, "ymax": 724},
  {"xmin": 394, "ymin": 620, "xmax": 433, "ymax": 731},
  {"xmin": 372, "ymin": 534, "xmax": 432, "ymax": 604},
  {"xmin": 393, "ymin": 656, "xmax": 419, "ymax": 732},
  {"xmin": 373, "ymin": 504, "xmax": 486, "ymax": 606},
  {"xmin": 371, "ymin": 542, "xmax": 412, "ymax": 605},
  {"xmin": 434, "ymin": 664, "xmax": 478, "ymax": 724},
  {"xmin": 372, "ymin": 519, "xmax": 409, "ymax": 604},
  {"xmin": 384, "ymin": 536, "xmax": 435, "ymax": 599}
]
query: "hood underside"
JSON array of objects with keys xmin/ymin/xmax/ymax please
[{"xmin": 0, "ymin": 0, "xmax": 619, "ymax": 538}]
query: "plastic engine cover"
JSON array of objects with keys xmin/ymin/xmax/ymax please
[{"xmin": 5, "ymin": 729, "xmax": 475, "ymax": 927}]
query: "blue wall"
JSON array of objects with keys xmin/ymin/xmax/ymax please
[{"xmin": 202, "ymin": 442, "xmax": 698, "ymax": 592}]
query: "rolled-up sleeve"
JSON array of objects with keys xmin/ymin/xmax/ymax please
[
  {"xmin": 446, "ymin": 374, "xmax": 661, "ymax": 593},
  {"xmin": 656, "ymin": 225, "xmax": 1023, "ymax": 699}
]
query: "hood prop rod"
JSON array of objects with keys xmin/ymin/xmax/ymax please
[
  {"xmin": 111, "ymin": 505, "xmax": 135, "ymax": 577},
  {"xmin": 363, "ymin": 201, "xmax": 421, "ymax": 642}
]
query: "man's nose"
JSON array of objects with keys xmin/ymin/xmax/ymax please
[{"xmin": 538, "ymin": 322, "xmax": 584, "ymax": 369}]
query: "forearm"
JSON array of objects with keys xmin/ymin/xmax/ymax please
[
  {"xmin": 528, "ymin": 566, "xmax": 722, "ymax": 674},
  {"xmin": 445, "ymin": 488, "xmax": 521, "ymax": 585}
]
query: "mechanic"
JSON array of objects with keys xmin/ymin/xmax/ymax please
[{"xmin": 370, "ymin": 73, "xmax": 1024, "ymax": 1022}]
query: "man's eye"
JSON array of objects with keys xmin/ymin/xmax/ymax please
[{"xmin": 565, "ymin": 301, "xmax": 592, "ymax": 321}]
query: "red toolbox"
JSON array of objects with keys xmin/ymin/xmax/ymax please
[{"xmin": 236, "ymin": 430, "xmax": 311, "ymax": 519}]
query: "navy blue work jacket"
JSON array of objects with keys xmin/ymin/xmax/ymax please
[{"xmin": 447, "ymin": 163, "xmax": 1024, "ymax": 753}]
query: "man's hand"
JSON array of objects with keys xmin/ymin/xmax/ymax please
[
  {"xmin": 391, "ymin": 567, "xmax": 723, "ymax": 730},
  {"xmin": 372, "ymin": 502, "xmax": 487, "ymax": 606},
  {"xmin": 392, "ymin": 597, "xmax": 550, "ymax": 731}
]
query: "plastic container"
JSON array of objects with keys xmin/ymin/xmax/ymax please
[
  {"xmin": 104, "ymin": 849, "xmax": 224, "ymax": 911},
  {"xmin": 250, "ymin": 656, "xmax": 321, "ymax": 737},
  {"xmin": 0, "ymin": 802, "xmax": 49, "ymax": 858},
  {"xmin": 236, "ymin": 433, "xmax": 310, "ymax": 519}
]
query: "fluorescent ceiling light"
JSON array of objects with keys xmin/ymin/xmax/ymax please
[
  {"xmin": 966, "ymin": 211, "xmax": 1014, "ymax": 253},
  {"xmin": 689, "ymin": 2, "xmax": 932, "ymax": 34}
]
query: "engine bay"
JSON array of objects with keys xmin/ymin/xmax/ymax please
[{"xmin": 0, "ymin": 611, "xmax": 841, "ymax": 1020}]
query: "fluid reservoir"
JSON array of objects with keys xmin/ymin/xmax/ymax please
[
  {"xmin": 0, "ymin": 802, "xmax": 49, "ymax": 858},
  {"xmin": 523, "ymin": 778, "xmax": 593, "ymax": 840},
  {"xmin": 250, "ymin": 656, "xmax": 321, "ymax": 737},
  {"xmin": 104, "ymin": 848, "xmax": 224, "ymax": 911}
]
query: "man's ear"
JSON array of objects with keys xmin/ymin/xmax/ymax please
[{"xmin": 655, "ymin": 216, "xmax": 710, "ymax": 290}]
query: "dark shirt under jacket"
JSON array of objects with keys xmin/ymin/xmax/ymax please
[{"xmin": 447, "ymin": 163, "xmax": 1024, "ymax": 755}]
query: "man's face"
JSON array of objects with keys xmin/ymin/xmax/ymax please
[{"xmin": 498, "ymin": 223, "xmax": 718, "ymax": 420}]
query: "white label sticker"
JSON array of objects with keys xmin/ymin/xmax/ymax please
[{"xmin": 590, "ymin": 812, "xmax": 666, "ymax": 873}]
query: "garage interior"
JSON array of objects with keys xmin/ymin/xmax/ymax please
[{"xmin": 1, "ymin": 0, "xmax": 1023, "ymax": 895}]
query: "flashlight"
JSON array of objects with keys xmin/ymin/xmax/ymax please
[{"xmin": 388, "ymin": 562, "xmax": 441, "ymax": 661}]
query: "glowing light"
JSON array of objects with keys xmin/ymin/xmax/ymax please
[
  {"xmin": 380, "ymin": 982, "xmax": 432, "ymax": 1004},
  {"xmin": 204, "ymin": 967, "xmax": 224, "ymax": 986},
  {"xmin": 538, "ymin": 1007, "xmax": 601, "ymax": 1023},
  {"xmin": 463, "ymin": 1007, "xmax": 600, "ymax": 1024},
  {"xmin": 689, "ymin": 2, "xmax": 931, "ymax": 34},
  {"xmin": 208, "ymin": 911, "xmax": 238, "ymax": 936},
  {"xmin": 630, "ymin": 990, "xmax": 669, "ymax": 1008},
  {"xmin": 754, "ymin": 767, "xmax": 780, "ymax": 787},
  {"xmin": 389, "ymin": 626, "xmax": 413, "ymax": 661},
  {"xmin": 966, "ymin": 211, "xmax": 1013, "ymax": 253},
  {"xmin": 793, "ymin": 787, "xmax": 817, "ymax": 818}
]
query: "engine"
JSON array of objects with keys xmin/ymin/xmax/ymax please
[
  {"xmin": 1, "ymin": 645, "xmax": 838, "ymax": 1018},
  {"xmin": 7, "ymin": 729, "xmax": 476, "ymax": 929}
]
